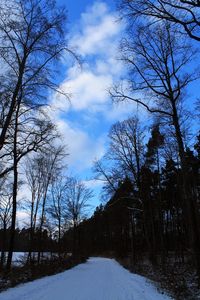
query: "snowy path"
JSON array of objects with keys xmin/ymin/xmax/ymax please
[{"xmin": 0, "ymin": 257, "xmax": 172, "ymax": 300}]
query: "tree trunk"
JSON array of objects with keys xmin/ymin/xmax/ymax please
[
  {"xmin": 0, "ymin": 59, "xmax": 26, "ymax": 151},
  {"xmin": 6, "ymin": 107, "xmax": 19, "ymax": 270},
  {"xmin": 0, "ymin": 221, "xmax": 7, "ymax": 268},
  {"xmin": 58, "ymin": 217, "xmax": 61, "ymax": 257}
]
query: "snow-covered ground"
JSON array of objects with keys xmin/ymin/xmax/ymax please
[{"xmin": 0, "ymin": 257, "xmax": 173, "ymax": 300}]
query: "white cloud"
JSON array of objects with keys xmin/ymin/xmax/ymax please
[
  {"xmin": 52, "ymin": 2, "xmax": 125, "ymax": 115},
  {"xmin": 56, "ymin": 119, "xmax": 105, "ymax": 171},
  {"xmin": 49, "ymin": 1, "xmax": 135, "ymax": 175},
  {"xmin": 70, "ymin": 2, "xmax": 121, "ymax": 57},
  {"xmin": 71, "ymin": 15, "xmax": 121, "ymax": 57},
  {"xmin": 54, "ymin": 70, "xmax": 112, "ymax": 112},
  {"xmin": 81, "ymin": 2, "xmax": 108, "ymax": 25},
  {"xmin": 83, "ymin": 179, "xmax": 103, "ymax": 189}
]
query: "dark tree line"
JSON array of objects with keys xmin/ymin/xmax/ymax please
[{"xmin": 69, "ymin": 127, "xmax": 200, "ymax": 276}]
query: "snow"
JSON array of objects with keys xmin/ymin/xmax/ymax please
[
  {"xmin": 0, "ymin": 257, "xmax": 173, "ymax": 300},
  {"xmin": 3, "ymin": 252, "xmax": 58, "ymax": 266},
  {"xmin": 1, "ymin": 252, "xmax": 25, "ymax": 266},
  {"xmin": 12, "ymin": 252, "xmax": 29, "ymax": 265}
]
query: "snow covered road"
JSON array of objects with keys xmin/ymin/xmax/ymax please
[{"xmin": 0, "ymin": 257, "xmax": 172, "ymax": 300}]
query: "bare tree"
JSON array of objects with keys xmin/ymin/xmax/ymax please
[
  {"xmin": 108, "ymin": 116, "xmax": 145, "ymax": 188},
  {"xmin": 25, "ymin": 155, "xmax": 48, "ymax": 264},
  {"xmin": 120, "ymin": 0, "xmax": 200, "ymax": 41},
  {"xmin": 0, "ymin": 0, "xmax": 72, "ymax": 152},
  {"xmin": 111, "ymin": 24, "xmax": 196, "ymax": 166},
  {"xmin": 65, "ymin": 178, "xmax": 93, "ymax": 257},
  {"xmin": 94, "ymin": 116, "xmax": 145, "ymax": 203},
  {"xmin": 0, "ymin": 0, "xmax": 75, "ymax": 269},
  {"xmin": 111, "ymin": 22, "xmax": 200, "ymax": 278},
  {"xmin": 31, "ymin": 145, "xmax": 66, "ymax": 264},
  {"xmin": 48, "ymin": 177, "xmax": 69, "ymax": 256},
  {"xmin": 0, "ymin": 106, "xmax": 56, "ymax": 180},
  {"xmin": 5, "ymin": 102, "xmax": 58, "ymax": 269},
  {"xmin": 24, "ymin": 144, "xmax": 66, "ymax": 264},
  {"xmin": 93, "ymin": 159, "xmax": 121, "ymax": 198}
]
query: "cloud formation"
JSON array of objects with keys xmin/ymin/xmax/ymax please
[
  {"xmin": 49, "ymin": 1, "xmax": 136, "ymax": 175},
  {"xmin": 55, "ymin": 69, "xmax": 112, "ymax": 112},
  {"xmin": 52, "ymin": 1, "xmax": 126, "ymax": 114},
  {"xmin": 71, "ymin": 2, "xmax": 121, "ymax": 57}
]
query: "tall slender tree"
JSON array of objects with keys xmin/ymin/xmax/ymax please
[{"xmin": 0, "ymin": 0, "xmax": 71, "ymax": 152}]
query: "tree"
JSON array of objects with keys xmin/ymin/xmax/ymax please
[
  {"xmin": 48, "ymin": 177, "xmax": 69, "ymax": 256},
  {"xmin": 25, "ymin": 153, "xmax": 49, "ymax": 264},
  {"xmin": 145, "ymin": 125, "xmax": 165, "ymax": 264},
  {"xmin": 104, "ymin": 177, "xmax": 134, "ymax": 258},
  {"xmin": 194, "ymin": 131, "xmax": 200, "ymax": 160},
  {"xmin": 107, "ymin": 116, "xmax": 145, "ymax": 188},
  {"xmin": 0, "ymin": 0, "xmax": 70, "ymax": 152},
  {"xmin": 111, "ymin": 22, "xmax": 200, "ymax": 278},
  {"xmin": 120, "ymin": 0, "xmax": 200, "ymax": 41},
  {"xmin": 93, "ymin": 159, "xmax": 120, "ymax": 199},
  {"xmin": 145, "ymin": 124, "xmax": 165, "ymax": 170},
  {"xmin": 0, "ymin": 106, "xmax": 56, "ymax": 179},
  {"xmin": 34, "ymin": 146, "xmax": 66, "ymax": 264},
  {"xmin": 6, "ymin": 105, "xmax": 58, "ymax": 269},
  {"xmin": 94, "ymin": 116, "xmax": 145, "ymax": 199},
  {"xmin": 0, "ymin": 0, "xmax": 74, "ymax": 269},
  {"xmin": 111, "ymin": 23, "xmax": 196, "ymax": 172},
  {"xmin": 0, "ymin": 177, "xmax": 12, "ymax": 267},
  {"xmin": 65, "ymin": 178, "xmax": 93, "ymax": 257}
]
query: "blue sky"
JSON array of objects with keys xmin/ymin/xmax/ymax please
[
  {"xmin": 47, "ymin": 0, "xmax": 139, "ymax": 208},
  {"xmin": 63, "ymin": 0, "xmax": 116, "ymax": 22},
  {"xmin": 17, "ymin": 0, "xmax": 199, "ymax": 224},
  {"xmin": 47, "ymin": 0, "xmax": 199, "ymax": 210}
]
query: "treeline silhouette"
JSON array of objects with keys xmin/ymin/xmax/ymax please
[{"xmin": 66, "ymin": 128, "xmax": 200, "ymax": 277}]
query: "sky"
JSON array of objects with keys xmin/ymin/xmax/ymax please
[
  {"xmin": 17, "ymin": 0, "xmax": 200, "ymax": 224},
  {"xmin": 46, "ymin": 0, "xmax": 139, "ymax": 208},
  {"xmin": 17, "ymin": 0, "xmax": 140, "ymax": 225}
]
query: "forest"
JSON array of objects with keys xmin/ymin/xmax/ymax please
[{"xmin": 0, "ymin": 0, "xmax": 200, "ymax": 299}]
